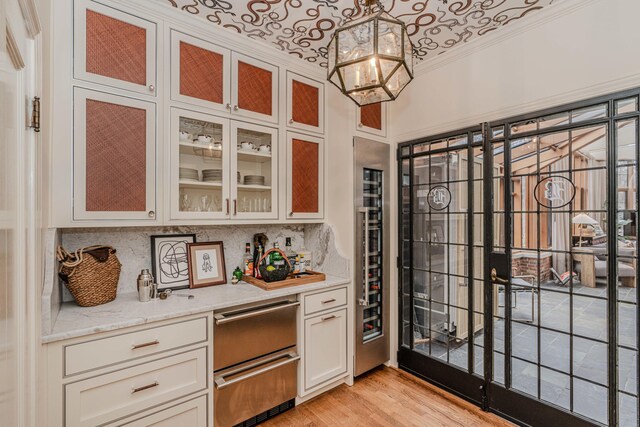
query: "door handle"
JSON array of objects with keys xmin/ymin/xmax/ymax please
[
  {"xmin": 491, "ymin": 268, "xmax": 509, "ymax": 284},
  {"xmin": 214, "ymin": 352, "xmax": 299, "ymax": 389},
  {"xmin": 359, "ymin": 207, "xmax": 370, "ymax": 306},
  {"xmin": 214, "ymin": 300, "xmax": 299, "ymax": 325}
]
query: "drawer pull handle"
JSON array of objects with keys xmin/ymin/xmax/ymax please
[
  {"xmin": 214, "ymin": 352, "xmax": 299, "ymax": 390},
  {"xmin": 131, "ymin": 340, "xmax": 160, "ymax": 350},
  {"xmin": 131, "ymin": 381, "xmax": 159, "ymax": 394},
  {"xmin": 322, "ymin": 315, "xmax": 337, "ymax": 321},
  {"xmin": 214, "ymin": 300, "xmax": 299, "ymax": 325},
  {"xmin": 321, "ymin": 298, "xmax": 336, "ymax": 304}
]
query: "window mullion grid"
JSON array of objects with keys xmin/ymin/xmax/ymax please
[{"xmin": 607, "ymin": 102, "xmax": 619, "ymax": 427}]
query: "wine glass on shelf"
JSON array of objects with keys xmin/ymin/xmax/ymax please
[
  {"xmin": 200, "ymin": 195, "xmax": 212, "ymax": 212},
  {"xmin": 180, "ymin": 192, "xmax": 192, "ymax": 212}
]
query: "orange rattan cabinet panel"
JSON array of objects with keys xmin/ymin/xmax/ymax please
[
  {"xmin": 180, "ymin": 41, "xmax": 224, "ymax": 104},
  {"xmin": 85, "ymin": 99, "xmax": 147, "ymax": 212},
  {"xmin": 237, "ymin": 61, "xmax": 272, "ymax": 116},
  {"xmin": 291, "ymin": 139, "xmax": 319, "ymax": 213},
  {"xmin": 360, "ymin": 103, "xmax": 382, "ymax": 130},
  {"xmin": 292, "ymin": 80, "xmax": 319, "ymax": 127},
  {"xmin": 85, "ymin": 9, "xmax": 147, "ymax": 86}
]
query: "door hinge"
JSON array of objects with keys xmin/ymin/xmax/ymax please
[{"xmin": 30, "ymin": 96, "xmax": 40, "ymax": 133}]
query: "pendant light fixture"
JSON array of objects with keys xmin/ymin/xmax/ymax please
[{"xmin": 326, "ymin": 0, "xmax": 414, "ymax": 106}]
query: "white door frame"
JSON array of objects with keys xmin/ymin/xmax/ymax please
[{"xmin": 1, "ymin": 1, "xmax": 41, "ymax": 426}]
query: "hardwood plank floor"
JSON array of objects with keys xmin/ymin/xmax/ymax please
[{"xmin": 263, "ymin": 367, "xmax": 514, "ymax": 427}]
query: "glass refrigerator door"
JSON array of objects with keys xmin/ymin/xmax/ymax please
[{"xmin": 362, "ymin": 168, "xmax": 383, "ymax": 342}]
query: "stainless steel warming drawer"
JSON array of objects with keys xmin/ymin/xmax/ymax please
[
  {"xmin": 213, "ymin": 297, "xmax": 299, "ymax": 427},
  {"xmin": 214, "ymin": 348, "xmax": 299, "ymax": 427},
  {"xmin": 213, "ymin": 298, "xmax": 299, "ymax": 371}
]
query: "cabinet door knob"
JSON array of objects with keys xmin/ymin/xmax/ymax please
[
  {"xmin": 288, "ymin": 119, "xmax": 294, "ymax": 124},
  {"xmin": 233, "ymin": 105, "xmax": 239, "ymax": 111},
  {"xmin": 225, "ymin": 103, "xmax": 231, "ymax": 110},
  {"xmin": 225, "ymin": 199, "xmax": 230, "ymax": 215},
  {"xmin": 289, "ymin": 211, "xmax": 293, "ymax": 217},
  {"xmin": 233, "ymin": 199, "xmax": 237, "ymax": 216},
  {"xmin": 148, "ymin": 211, "xmax": 155, "ymax": 218},
  {"xmin": 358, "ymin": 123, "xmax": 363, "ymax": 128},
  {"xmin": 148, "ymin": 85, "xmax": 155, "ymax": 92}
]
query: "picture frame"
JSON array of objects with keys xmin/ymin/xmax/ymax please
[
  {"xmin": 150, "ymin": 234, "xmax": 196, "ymax": 291},
  {"xmin": 187, "ymin": 241, "xmax": 227, "ymax": 288}
]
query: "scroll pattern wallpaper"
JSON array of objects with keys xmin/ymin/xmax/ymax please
[{"xmin": 167, "ymin": 0, "xmax": 556, "ymax": 67}]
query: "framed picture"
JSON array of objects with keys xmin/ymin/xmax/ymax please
[
  {"xmin": 187, "ymin": 241, "xmax": 227, "ymax": 288},
  {"xmin": 150, "ymin": 234, "xmax": 196, "ymax": 291}
]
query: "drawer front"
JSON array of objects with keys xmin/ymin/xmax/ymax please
[
  {"xmin": 304, "ymin": 309, "xmax": 347, "ymax": 390},
  {"xmin": 304, "ymin": 287, "xmax": 347, "ymax": 316},
  {"xmin": 214, "ymin": 349, "xmax": 298, "ymax": 427},
  {"xmin": 214, "ymin": 299, "xmax": 298, "ymax": 371},
  {"xmin": 119, "ymin": 395, "xmax": 208, "ymax": 427},
  {"xmin": 65, "ymin": 317, "xmax": 208, "ymax": 376},
  {"xmin": 65, "ymin": 348, "xmax": 207, "ymax": 427}
]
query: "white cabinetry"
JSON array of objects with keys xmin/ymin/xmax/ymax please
[
  {"xmin": 118, "ymin": 395, "xmax": 208, "ymax": 427},
  {"xmin": 45, "ymin": 314, "xmax": 213, "ymax": 427},
  {"xmin": 298, "ymin": 286, "xmax": 349, "ymax": 397}
]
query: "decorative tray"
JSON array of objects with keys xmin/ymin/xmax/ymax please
[{"xmin": 242, "ymin": 270, "xmax": 326, "ymax": 290}]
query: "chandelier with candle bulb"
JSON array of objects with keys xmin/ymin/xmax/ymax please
[{"xmin": 326, "ymin": 0, "xmax": 414, "ymax": 106}]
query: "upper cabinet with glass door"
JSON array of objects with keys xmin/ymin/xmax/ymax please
[
  {"xmin": 171, "ymin": 109, "xmax": 231, "ymax": 220},
  {"xmin": 231, "ymin": 122, "xmax": 278, "ymax": 220},
  {"xmin": 74, "ymin": 0, "xmax": 157, "ymax": 96},
  {"xmin": 286, "ymin": 72, "xmax": 325, "ymax": 134}
]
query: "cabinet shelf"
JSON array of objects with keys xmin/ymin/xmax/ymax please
[
  {"xmin": 237, "ymin": 184, "xmax": 271, "ymax": 192},
  {"xmin": 179, "ymin": 179, "xmax": 222, "ymax": 190},
  {"xmin": 237, "ymin": 150, "xmax": 272, "ymax": 163}
]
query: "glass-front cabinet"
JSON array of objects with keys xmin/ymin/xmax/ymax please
[
  {"xmin": 171, "ymin": 108, "xmax": 230, "ymax": 220},
  {"xmin": 170, "ymin": 108, "xmax": 277, "ymax": 221},
  {"xmin": 231, "ymin": 122, "xmax": 278, "ymax": 219}
]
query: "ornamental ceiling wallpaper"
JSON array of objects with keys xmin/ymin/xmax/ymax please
[{"xmin": 167, "ymin": 0, "xmax": 556, "ymax": 67}]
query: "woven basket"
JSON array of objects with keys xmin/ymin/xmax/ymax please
[
  {"xmin": 57, "ymin": 245, "xmax": 121, "ymax": 307},
  {"xmin": 258, "ymin": 248, "xmax": 292, "ymax": 283}
]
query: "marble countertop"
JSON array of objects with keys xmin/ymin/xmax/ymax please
[{"xmin": 43, "ymin": 275, "xmax": 350, "ymax": 344}]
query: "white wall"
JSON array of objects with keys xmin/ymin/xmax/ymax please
[{"xmin": 390, "ymin": 0, "xmax": 640, "ymax": 142}]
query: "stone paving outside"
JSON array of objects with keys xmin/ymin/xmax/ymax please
[{"xmin": 416, "ymin": 281, "xmax": 638, "ymax": 426}]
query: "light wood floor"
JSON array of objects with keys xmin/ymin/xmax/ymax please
[{"xmin": 263, "ymin": 367, "xmax": 513, "ymax": 427}]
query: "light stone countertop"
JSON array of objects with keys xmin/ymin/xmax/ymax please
[{"xmin": 42, "ymin": 275, "xmax": 350, "ymax": 344}]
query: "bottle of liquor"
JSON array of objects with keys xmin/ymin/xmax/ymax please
[
  {"xmin": 284, "ymin": 237, "xmax": 298, "ymax": 273},
  {"xmin": 270, "ymin": 242, "xmax": 285, "ymax": 267},
  {"xmin": 242, "ymin": 243, "xmax": 253, "ymax": 276},
  {"xmin": 254, "ymin": 244, "xmax": 264, "ymax": 278}
]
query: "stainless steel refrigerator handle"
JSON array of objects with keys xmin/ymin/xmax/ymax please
[
  {"xmin": 359, "ymin": 207, "xmax": 370, "ymax": 306},
  {"xmin": 214, "ymin": 301, "xmax": 299, "ymax": 325},
  {"xmin": 214, "ymin": 352, "xmax": 300, "ymax": 389}
]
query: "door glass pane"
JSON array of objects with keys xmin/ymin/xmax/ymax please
[
  {"xmin": 616, "ymin": 115, "xmax": 638, "ymax": 427},
  {"xmin": 236, "ymin": 127, "xmax": 273, "ymax": 214},
  {"xmin": 178, "ymin": 115, "xmax": 224, "ymax": 214},
  {"xmin": 363, "ymin": 169, "xmax": 383, "ymax": 342}
]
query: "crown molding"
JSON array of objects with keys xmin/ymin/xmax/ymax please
[
  {"xmin": 105, "ymin": 0, "xmax": 325, "ymax": 80},
  {"xmin": 413, "ymin": 0, "xmax": 602, "ymax": 77},
  {"xmin": 18, "ymin": 0, "xmax": 41, "ymax": 37},
  {"xmin": 392, "ymin": 72, "xmax": 640, "ymax": 144}
]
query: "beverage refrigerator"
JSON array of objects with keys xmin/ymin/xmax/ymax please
[{"xmin": 354, "ymin": 137, "xmax": 390, "ymax": 376}]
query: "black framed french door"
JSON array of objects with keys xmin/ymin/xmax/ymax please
[{"xmin": 398, "ymin": 88, "xmax": 640, "ymax": 427}]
